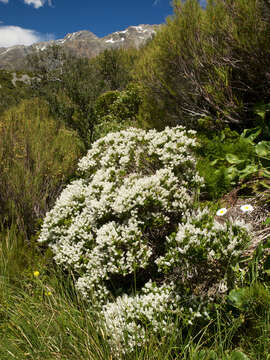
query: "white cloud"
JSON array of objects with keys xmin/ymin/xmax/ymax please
[
  {"xmin": 0, "ymin": 0, "xmax": 53, "ymax": 7},
  {"xmin": 0, "ymin": 25, "xmax": 54, "ymax": 47},
  {"xmin": 23, "ymin": 0, "xmax": 52, "ymax": 8},
  {"xmin": 24, "ymin": 0, "xmax": 44, "ymax": 8}
]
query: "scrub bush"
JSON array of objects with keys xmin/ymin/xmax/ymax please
[
  {"xmin": 94, "ymin": 84, "xmax": 142, "ymax": 139},
  {"xmin": 0, "ymin": 99, "xmax": 84, "ymax": 236},
  {"xmin": 38, "ymin": 126, "xmax": 251, "ymax": 353},
  {"xmin": 135, "ymin": 0, "xmax": 270, "ymax": 132}
]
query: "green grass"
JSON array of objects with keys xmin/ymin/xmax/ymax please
[{"xmin": 0, "ymin": 226, "xmax": 269, "ymax": 360}]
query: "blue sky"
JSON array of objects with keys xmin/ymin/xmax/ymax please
[{"xmin": 0, "ymin": 0, "xmax": 206, "ymax": 47}]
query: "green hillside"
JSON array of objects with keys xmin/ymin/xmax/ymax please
[{"xmin": 0, "ymin": 1, "xmax": 270, "ymax": 359}]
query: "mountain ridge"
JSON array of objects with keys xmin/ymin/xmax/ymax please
[{"xmin": 0, "ymin": 24, "xmax": 159, "ymax": 70}]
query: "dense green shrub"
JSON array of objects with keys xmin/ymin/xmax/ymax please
[
  {"xmin": 28, "ymin": 52, "xmax": 108, "ymax": 147},
  {"xmin": 196, "ymin": 128, "xmax": 254, "ymax": 198},
  {"xmin": 196, "ymin": 126, "xmax": 270, "ymax": 199},
  {"xmin": 27, "ymin": 46, "xmax": 140, "ymax": 147},
  {"xmin": 0, "ymin": 99, "xmax": 84, "ymax": 236},
  {"xmin": 94, "ymin": 84, "xmax": 142, "ymax": 138},
  {"xmin": 0, "ymin": 69, "xmax": 33, "ymax": 115},
  {"xmin": 135, "ymin": 0, "xmax": 270, "ymax": 132},
  {"xmin": 95, "ymin": 47, "xmax": 139, "ymax": 91}
]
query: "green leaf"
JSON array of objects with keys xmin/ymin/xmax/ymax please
[
  {"xmin": 238, "ymin": 164, "xmax": 258, "ymax": 179},
  {"xmin": 196, "ymin": 350, "xmax": 218, "ymax": 360},
  {"xmin": 227, "ymin": 167, "xmax": 238, "ymax": 181},
  {"xmin": 241, "ymin": 127, "xmax": 261, "ymax": 143},
  {"xmin": 263, "ymin": 218, "xmax": 270, "ymax": 226},
  {"xmin": 230, "ymin": 350, "xmax": 250, "ymax": 360},
  {"xmin": 254, "ymin": 103, "xmax": 270, "ymax": 120},
  {"xmin": 227, "ymin": 288, "xmax": 249, "ymax": 310},
  {"xmin": 263, "ymin": 238, "xmax": 270, "ymax": 251},
  {"xmin": 225, "ymin": 154, "xmax": 244, "ymax": 164},
  {"xmin": 260, "ymin": 181, "xmax": 270, "ymax": 189},
  {"xmin": 256, "ymin": 110, "xmax": 266, "ymax": 120},
  {"xmin": 262, "ymin": 169, "xmax": 270, "ymax": 179},
  {"xmin": 220, "ymin": 131, "xmax": 226, "ymax": 141},
  {"xmin": 255, "ymin": 141, "xmax": 270, "ymax": 157},
  {"xmin": 210, "ymin": 159, "xmax": 220, "ymax": 166}
]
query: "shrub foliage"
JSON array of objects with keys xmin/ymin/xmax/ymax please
[
  {"xmin": 0, "ymin": 99, "xmax": 84, "ymax": 236},
  {"xmin": 135, "ymin": 0, "xmax": 270, "ymax": 131},
  {"xmin": 38, "ymin": 126, "xmax": 251, "ymax": 353}
]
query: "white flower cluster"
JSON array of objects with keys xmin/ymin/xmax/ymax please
[
  {"xmin": 38, "ymin": 126, "xmax": 250, "ymax": 354},
  {"xmin": 38, "ymin": 126, "xmax": 202, "ymax": 300},
  {"xmin": 156, "ymin": 207, "xmax": 251, "ymax": 284},
  {"xmin": 78, "ymin": 126, "xmax": 200, "ymax": 177},
  {"xmin": 101, "ymin": 281, "xmax": 179, "ymax": 354}
]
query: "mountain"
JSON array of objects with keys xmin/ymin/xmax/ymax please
[{"xmin": 0, "ymin": 24, "xmax": 159, "ymax": 70}]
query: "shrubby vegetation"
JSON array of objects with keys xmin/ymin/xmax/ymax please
[
  {"xmin": 0, "ymin": 99, "xmax": 84, "ymax": 236},
  {"xmin": 135, "ymin": 0, "xmax": 270, "ymax": 133},
  {"xmin": 95, "ymin": 47, "xmax": 139, "ymax": 91},
  {"xmin": 28, "ymin": 52, "xmax": 107, "ymax": 147},
  {"xmin": 26, "ymin": 46, "xmax": 139, "ymax": 147},
  {"xmin": 0, "ymin": 69, "xmax": 33, "ymax": 115},
  {"xmin": 94, "ymin": 84, "xmax": 142, "ymax": 138},
  {"xmin": 0, "ymin": 0, "xmax": 270, "ymax": 358},
  {"xmin": 38, "ymin": 126, "xmax": 252, "ymax": 353},
  {"xmin": 196, "ymin": 124, "xmax": 270, "ymax": 199}
]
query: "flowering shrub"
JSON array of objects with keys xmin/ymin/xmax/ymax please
[
  {"xmin": 101, "ymin": 281, "xmax": 180, "ymax": 354},
  {"xmin": 38, "ymin": 126, "xmax": 251, "ymax": 353},
  {"xmin": 156, "ymin": 208, "xmax": 251, "ymax": 297}
]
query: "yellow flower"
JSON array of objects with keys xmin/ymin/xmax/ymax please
[
  {"xmin": 33, "ymin": 271, "xmax": 40, "ymax": 277},
  {"xmin": 45, "ymin": 291, "xmax": 52, "ymax": 296}
]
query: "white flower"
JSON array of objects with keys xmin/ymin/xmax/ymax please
[
  {"xmin": 240, "ymin": 204, "xmax": 254, "ymax": 213},
  {"xmin": 216, "ymin": 208, "xmax": 227, "ymax": 216},
  {"xmin": 37, "ymin": 125, "xmax": 252, "ymax": 355}
]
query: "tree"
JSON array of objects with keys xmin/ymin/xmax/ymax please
[
  {"xmin": 27, "ymin": 49, "xmax": 108, "ymax": 147},
  {"xmin": 95, "ymin": 47, "xmax": 138, "ymax": 91}
]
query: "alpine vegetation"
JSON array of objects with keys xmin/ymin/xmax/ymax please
[{"xmin": 38, "ymin": 126, "xmax": 251, "ymax": 354}]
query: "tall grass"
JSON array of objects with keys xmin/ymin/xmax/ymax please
[
  {"xmin": 0, "ymin": 226, "xmax": 269, "ymax": 359},
  {"xmin": 0, "ymin": 226, "xmax": 112, "ymax": 360}
]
